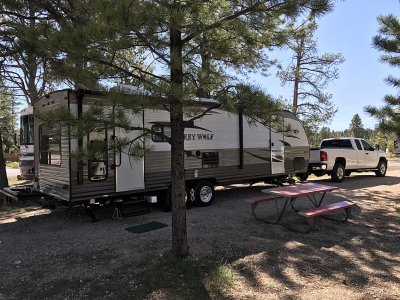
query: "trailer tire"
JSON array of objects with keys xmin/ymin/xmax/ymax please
[
  {"xmin": 163, "ymin": 187, "xmax": 190, "ymax": 212},
  {"xmin": 331, "ymin": 163, "xmax": 345, "ymax": 182},
  {"xmin": 194, "ymin": 181, "xmax": 215, "ymax": 207},
  {"xmin": 375, "ymin": 160, "xmax": 387, "ymax": 177}
]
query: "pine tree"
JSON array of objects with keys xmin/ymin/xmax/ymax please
[
  {"xmin": 366, "ymin": 13, "xmax": 400, "ymax": 135},
  {"xmin": 349, "ymin": 114, "xmax": 365, "ymax": 138},
  {"xmin": 34, "ymin": 0, "xmax": 333, "ymax": 257},
  {"xmin": 0, "ymin": 90, "xmax": 16, "ymax": 188},
  {"xmin": 277, "ymin": 18, "xmax": 344, "ymax": 129},
  {"xmin": 0, "ymin": 0, "xmax": 54, "ymax": 105}
]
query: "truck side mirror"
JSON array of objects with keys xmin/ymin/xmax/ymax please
[{"xmin": 375, "ymin": 144, "xmax": 380, "ymax": 151}]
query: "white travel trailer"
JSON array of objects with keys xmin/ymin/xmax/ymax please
[
  {"xmin": 18, "ymin": 106, "xmax": 35, "ymax": 180},
  {"xmin": 33, "ymin": 89, "xmax": 310, "ymax": 207}
]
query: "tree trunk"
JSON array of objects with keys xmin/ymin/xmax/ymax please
[
  {"xmin": 0, "ymin": 129, "xmax": 9, "ymax": 188},
  {"xmin": 198, "ymin": 33, "xmax": 211, "ymax": 98},
  {"xmin": 169, "ymin": 4, "xmax": 188, "ymax": 257},
  {"xmin": 292, "ymin": 37, "xmax": 304, "ymax": 114},
  {"xmin": 292, "ymin": 71, "xmax": 299, "ymax": 114}
]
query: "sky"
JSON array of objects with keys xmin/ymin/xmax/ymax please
[
  {"xmin": 252, "ymin": 0, "xmax": 400, "ymax": 131},
  {"xmin": 14, "ymin": 0, "xmax": 399, "ymax": 132}
]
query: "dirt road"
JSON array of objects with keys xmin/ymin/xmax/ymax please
[{"xmin": 1, "ymin": 170, "xmax": 399, "ymax": 299}]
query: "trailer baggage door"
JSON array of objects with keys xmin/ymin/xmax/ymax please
[
  {"xmin": 115, "ymin": 114, "xmax": 145, "ymax": 192},
  {"xmin": 270, "ymin": 114, "xmax": 285, "ymax": 174}
]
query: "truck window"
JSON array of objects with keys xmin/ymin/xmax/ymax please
[
  {"xmin": 320, "ymin": 139, "xmax": 353, "ymax": 149},
  {"xmin": 361, "ymin": 139, "xmax": 374, "ymax": 151},
  {"xmin": 354, "ymin": 139, "xmax": 362, "ymax": 150}
]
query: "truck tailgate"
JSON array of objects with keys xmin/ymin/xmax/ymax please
[{"xmin": 309, "ymin": 148, "xmax": 320, "ymax": 164}]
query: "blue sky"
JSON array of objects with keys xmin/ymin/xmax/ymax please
[{"xmin": 252, "ymin": 0, "xmax": 399, "ymax": 131}]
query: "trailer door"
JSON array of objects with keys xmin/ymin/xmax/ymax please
[
  {"xmin": 270, "ymin": 114, "xmax": 285, "ymax": 174},
  {"xmin": 115, "ymin": 113, "xmax": 145, "ymax": 192}
]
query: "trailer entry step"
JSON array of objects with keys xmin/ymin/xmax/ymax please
[{"xmin": 113, "ymin": 197, "xmax": 151, "ymax": 219}]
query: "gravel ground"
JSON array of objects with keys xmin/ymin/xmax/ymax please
[{"xmin": 1, "ymin": 168, "xmax": 399, "ymax": 299}]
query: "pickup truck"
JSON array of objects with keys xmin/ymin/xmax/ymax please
[{"xmin": 308, "ymin": 137, "xmax": 387, "ymax": 182}]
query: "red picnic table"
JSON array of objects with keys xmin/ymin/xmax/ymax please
[{"xmin": 250, "ymin": 182, "xmax": 357, "ymax": 232}]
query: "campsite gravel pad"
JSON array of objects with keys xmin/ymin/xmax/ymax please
[{"xmin": 125, "ymin": 221, "xmax": 168, "ymax": 233}]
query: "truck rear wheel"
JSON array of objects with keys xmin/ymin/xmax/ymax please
[
  {"xmin": 375, "ymin": 161, "xmax": 387, "ymax": 177},
  {"xmin": 194, "ymin": 181, "xmax": 215, "ymax": 207},
  {"xmin": 331, "ymin": 163, "xmax": 345, "ymax": 182}
]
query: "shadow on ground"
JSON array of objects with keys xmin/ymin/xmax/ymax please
[{"xmin": 1, "ymin": 175, "xmax": 399, "ymax": 299}]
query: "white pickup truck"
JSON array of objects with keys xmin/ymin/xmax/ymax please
[{"xmin": 308, "ymin": 137, "xmax": 388, "ymax": 182}]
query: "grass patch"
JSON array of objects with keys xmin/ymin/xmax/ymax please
[
  {"xmin": 396, "ymin": 207, "xmax": 400, "ymax": 214},
  {"xmin": 209, "ymin": 263, "xmax": 236, "ymax": 288},
  {"xmin": 6, "ymin": 161, "xmax": 19, "ymax": 169}
]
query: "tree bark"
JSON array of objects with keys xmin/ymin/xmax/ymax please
[
  {"xmin": 169, "ymin": 4, "xmax": 188, "ymax": 257},
  {"xmin": 198, "ymin": 33, "xmax": 211, "ymax": 98},
  {"xmin": 0, "ymin": 129, "xmax": 9, "ymax": 188},
  {"xmin": 292, "ymin": 37, "xmax": 304, "ymax": 114}
]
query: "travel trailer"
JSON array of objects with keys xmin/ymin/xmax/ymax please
[
  {"xmin": 18, "ymin": 106, "xmax": 35, "ymax": 180},
  {"xmin": 33, "ymin": 89, "xmax": 310, "ymax": 207}
]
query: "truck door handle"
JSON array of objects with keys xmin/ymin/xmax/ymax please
[{"xmin": 366, "ymin": 153, "xmax": 369, "ymax": 155}]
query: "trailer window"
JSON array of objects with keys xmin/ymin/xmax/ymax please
[
  {"xmin": 87, "ymin": 131, "xmax": 108, "ymax": 182},
  {"xmin": 39, "ymin": 125, "xmax": 61, "ymax": 166},
  {"xmin": 20, "ymin": 114, "xmax": 34, "ymax": 145},
  {"xmin": 151, "ymin": 124, "xmax": 171, "ymax": 142}
]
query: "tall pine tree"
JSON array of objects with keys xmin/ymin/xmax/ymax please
[
  {"xmin": 36, "ymin": 0, "xmax": 333, "ymax": 257},
  {"xmin": 349, "ymin": 114, "xmax": 365, "ymax": 138},
  {"xmin": 277, "ymin": 18, "xmax": 343, "ymax": 135},
  {"xmin": 366, "ymin": 13, "xmax": 400, "ymax": 137}
]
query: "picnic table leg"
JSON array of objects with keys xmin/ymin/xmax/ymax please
[
  {"xmin": 276, "ymin": 197, "xmax": 290, "ymax": 223},
  {"xmin": 290, "ymin": 197, "xmax": 299, "ymax": 212},
  {"xmin": 251, "ymin": 196, "xmax": 289, "ymax": 224}
]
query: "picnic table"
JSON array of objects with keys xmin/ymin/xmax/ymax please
[{"xmin": 250, "ymin": 182, "xmax": 357, "ymax": 232}]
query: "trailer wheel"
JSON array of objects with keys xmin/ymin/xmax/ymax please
[
  {"xmin": 194, "ymin": 181, "xmax": 215, "ymax": 207},
  {"xmin": 375, "ymin": 160, "xmax": 387, "ymax": 177},
  {"xmin": 163, "ymin": 187, "xmax": 190, "ymax": 211},
  {"xmin": 331, "ymin": 163, "xmax": 345, "ymax": 182}
]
